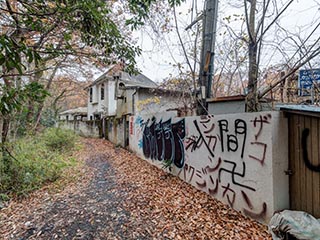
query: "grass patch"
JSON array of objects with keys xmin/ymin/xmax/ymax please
[{"xmin": 0, "ymin": 128, "xmax": 80, "ymax": 198}]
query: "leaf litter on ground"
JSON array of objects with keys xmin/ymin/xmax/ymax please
[{"xmin": 0, "ymin": 138, "xmax": 272, "ymax": 239}]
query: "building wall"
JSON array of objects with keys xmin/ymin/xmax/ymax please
[
  {"xmin": 116, "ymin": 88, "xmax": 184, "ymax": 119},
  {"xmin": 116, "ymin": 88, "xmax": 135, "ymax": 118},
  {"xmin": 106, "ymin": 118, "xmax": 118, "ymax": 145},
  {"xmin": 129, "ymin": 111, "xmax": 289, "ymax": 223},
  {"xmin": 97, "ymin": 82, "xmax": 108, "ymax": 115},
  {"xmin": 87, "ymin": 86, "xmax": 97, "ymax": 120},
  {"xmin": 58, "ymin": 120, "xmax": 100, "ymax": 138},
  {"xmin": 105, "ymin": 117, "xmax": 125, "ymax": 146},
  {"xmin": 92, "ymin": 85, "xmax": 98, "ymax": 104},
  {"xmin": 87, "ymin": 79, "xmax": 113, "ymax": 119},
  {"xmin": 208, "ymin": 100, "xmax": 246, "ymax": 114},
  {"xmin": 59, "ymin": 113, "xmax": 75, "ymax": 121},
  {"xmin": 134, "ymin": 89, "xmax": 187, "ymax": 116},
  {"xmin": 59, "ymin": 114, "xmax": 67, "ymax": 121},
  {"xmin": 108, "ymin": 81, "xmax": 117, "ymax": 116}
]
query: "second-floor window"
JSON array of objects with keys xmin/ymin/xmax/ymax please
[
  {"xmin": 101, "ymin": 83, "xmax": 105, "ymax": 100},
  {"xmin": 89, "ymin": 87, "xmax": 93, "ymax": 102}
]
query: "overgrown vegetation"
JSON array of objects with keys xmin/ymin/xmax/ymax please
[
  {"xmin": 0, "ymin": 128, "xmax": 79, "ymax": 199},
  {"xmin": 161, "ymin": 159, "xmax": 173, "ymax": 172}
]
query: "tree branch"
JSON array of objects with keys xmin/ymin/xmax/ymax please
[
  {"xmin": 258, "ymin": 45, "xmax": 320, "ymax": 98},
  {"xmin": 256, "ymin": 0, "xmax": 294, "ymax": 44}
]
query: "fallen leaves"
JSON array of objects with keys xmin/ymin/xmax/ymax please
[
  {"xmin": 96, "ymin": 139, "xmax": 272, "ymax": 240},
  {"xmin": 0, "ymin": 138, "xmax": 272, "ymax": 239}
]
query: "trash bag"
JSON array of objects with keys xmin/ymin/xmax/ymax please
[{"xmin": 268, "ymin": 210, "xmax": 320, "ymax": 240}]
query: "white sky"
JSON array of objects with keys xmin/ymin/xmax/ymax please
[{"xmin": 135, "ymin": 0, "xmax": 320, "ymax": 83}]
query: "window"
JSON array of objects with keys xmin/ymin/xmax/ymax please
[
  {"xmin": 89, "ymin": 87, "xmax": 93, "ymax": 102},
  {"xmin": 101, "ymin": 83, "xmax": 105, "ymax": 100},
  {"xmin": 119, "ymin": 82, "xmax": 125, "ymax": 89}
]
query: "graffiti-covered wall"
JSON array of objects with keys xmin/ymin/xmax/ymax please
[{"xmin": 129, "ymin": 111, "xmax": 289, "ymax": 223}]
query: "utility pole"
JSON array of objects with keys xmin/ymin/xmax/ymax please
[{"xmin": 197, "ymin": 0, "xmax": 219, "ymax": 115}]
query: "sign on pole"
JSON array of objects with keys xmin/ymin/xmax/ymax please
[{"xmin": 299, "ymin": 69, "xmax": 320, "ymax": 96}]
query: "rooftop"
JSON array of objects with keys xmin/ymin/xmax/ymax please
[
  {"xmin": 59, "ymin": 107, "xmax": 87, "ymax": 115},
  {"xmin": 85, "ymin": 65, "xmax": 157, "ymax": 89},
  {"xmin": 279, "ymin": 104, "xmax": 320, "ymax": 116}
]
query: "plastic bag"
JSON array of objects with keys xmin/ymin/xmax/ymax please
[{"xmin": 269, "ymin": 210, "xmax": 320, "ymax": 240}]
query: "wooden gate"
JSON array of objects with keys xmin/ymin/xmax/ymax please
[{"xmin": 286, "ymin": 110, "xmax": 320, "ymax": 218}]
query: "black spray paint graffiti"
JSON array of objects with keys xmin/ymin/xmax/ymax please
[
  {"xmin": 185, "ymin": 120, "xmax": 217, "ymax": 157},
  {"xmin": 179, "ymin": 157, "xmax": 258, "ymax": 209},
  {"xmin": 218, "ymin": 119, "xmax": 247, "ymax": 158},
  {"xmin": 218, "ymin": 160, "xmax": 256, "ymax": 192},
  {"xmin": 302, "ymin": 128, "xmax": 320, "ymax": 172},
  {"xmin": 142, "ymin": 117, "xmax": 185, "ymax": 168},
  {"xmin": 182, "ymin": 115, "xmax": 271, "ymax": 219}
]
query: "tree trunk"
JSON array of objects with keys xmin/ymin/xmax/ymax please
[
  {"xmin": 245, "ymin": 0, "xmax": 259, "ymax": 112},
  {"xmin": 1, "ymin": 117, "xmax": 11, "ymax": 173},
  {"xmin": 33, "ymin": 102, "xmax": 44, "ymax": 131},
  {"xmin": 1, "ymin": 117, "xmax": 10, "ymax": 144},
  {"xmin": 33, "ymin": 60, "xmax": 61, "ymax": 131},
  {"xmin": 247, "ymin": 42, "xmax": 258, "ymax": 111}
]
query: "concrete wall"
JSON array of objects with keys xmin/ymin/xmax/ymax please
[
  {"xmin": 105, "ymin": 116, "xmax": 127, "ymax": 147},
  {"xmin": 208, "ymin": 100, "xmax": 246, "ymax": 115},
  {"xmin": 116, "ymin": 88, "xmax": 135, "ymax": 118},
  {"xmin": 207, "ymin": 100, "xmax": 279, "ymax": 115},
  {"xmin": 129, "ymin": 111, "xmax": 289, "ymax": 223},
  {"xmin": 134, "ymin": 89, "xmax": 190, "ymax": 116},
  {"xmin": 96, "ymin": 82, "xmax": 108, "ymax": 115},
  {"xmin": 92, "ymin": 85, "xmax": 98, "ymax": 104},
  {"xmin": 58, "ymin": 120, "xmax": 100, "ymax": 138},
  {"xmin": 108, "ymin": 81, "xmax": 117, "ymax": 116},
  {"xmin": 59, "ymin": 113, "xmax": 75, "ymax": 121},
  {"xmin": 106, "ymin": 118, "xmax": 118, "ymax": 145}
]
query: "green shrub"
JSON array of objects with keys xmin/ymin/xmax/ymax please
[
  {"xmin": 40, "ymin": 109, "xmax": 56, "ymax": 127},
  {"xmin": 41, "ymin": 128, "xmax": 77, "ymax": 151},
  {"xmin": 0, "ymin": 128, "xmax": 78, "ymax": 197}
]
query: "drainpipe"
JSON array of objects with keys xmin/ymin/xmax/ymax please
[{"xmin": 132, "ymin": 87, "xmax": 137, "ymax": 115}]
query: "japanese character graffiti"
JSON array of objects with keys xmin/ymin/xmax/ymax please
[
  {"xmin": 181, "ymin": 113, "xmax": 272, "ymax": 220},
  {"xmin": 185, "ymin": 120, "xmax": 217, "ymax": 157},
  {"xmin": 218, "ymin": 118, "xmax": 247, "ymax": 158},
  {"xmin": 249, "ymin": 142, "xmax": 267, "ymax": 165},
  {"xmin": 243, "ymin": 202, "xmax": 267, "ymax": 219},
  {"xmin": 218, "ymin": 160, "xmax": 256, "ymax": 192},
  {"xmin": 131, "ymin": 112, "xmax": 278, "ymax": 221},
  {"xmin": 302, "ymin": 128, "xmax": 320, "ymax": 172},
  {"xmin": 250, "ymin": 114, "xmax": 272, "ymax": 140},
  {"xmin": 140, "ymin": 117, "xmax": 186, "ymax": 168},
  {"xmin": 185, "ymin": 115, "xmax": 218, "ymax": 157}
]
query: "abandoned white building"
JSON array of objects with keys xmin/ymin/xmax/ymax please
[
  {"xmin": 81, "ymin": 64, "xmax": 192, "ymax": 147},
  {"xmin": 85, "ymin": 65, "xmax": 158, "ymax": 121}
]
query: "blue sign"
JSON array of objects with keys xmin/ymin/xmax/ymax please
[{"xmin": 299, "ymin": 69, "xmax": 320, "ymax": 96}]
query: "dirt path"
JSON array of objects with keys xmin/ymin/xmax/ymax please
[{"xmin": 0, "ymin": 138, "xmax": 272, "ymax": 239}]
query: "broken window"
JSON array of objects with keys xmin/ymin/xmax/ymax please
[
  {"xmin": 101, "ymin": 83, "xmax": 105, "ymax": 100},
  {"xmin": 89, "ymin": 87, "xmax": 93, "ymax": 102}
]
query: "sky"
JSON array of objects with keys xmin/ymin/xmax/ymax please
[{"xmin": 134, "ymin": 0, "xmax": 320, "ymax": 83}]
